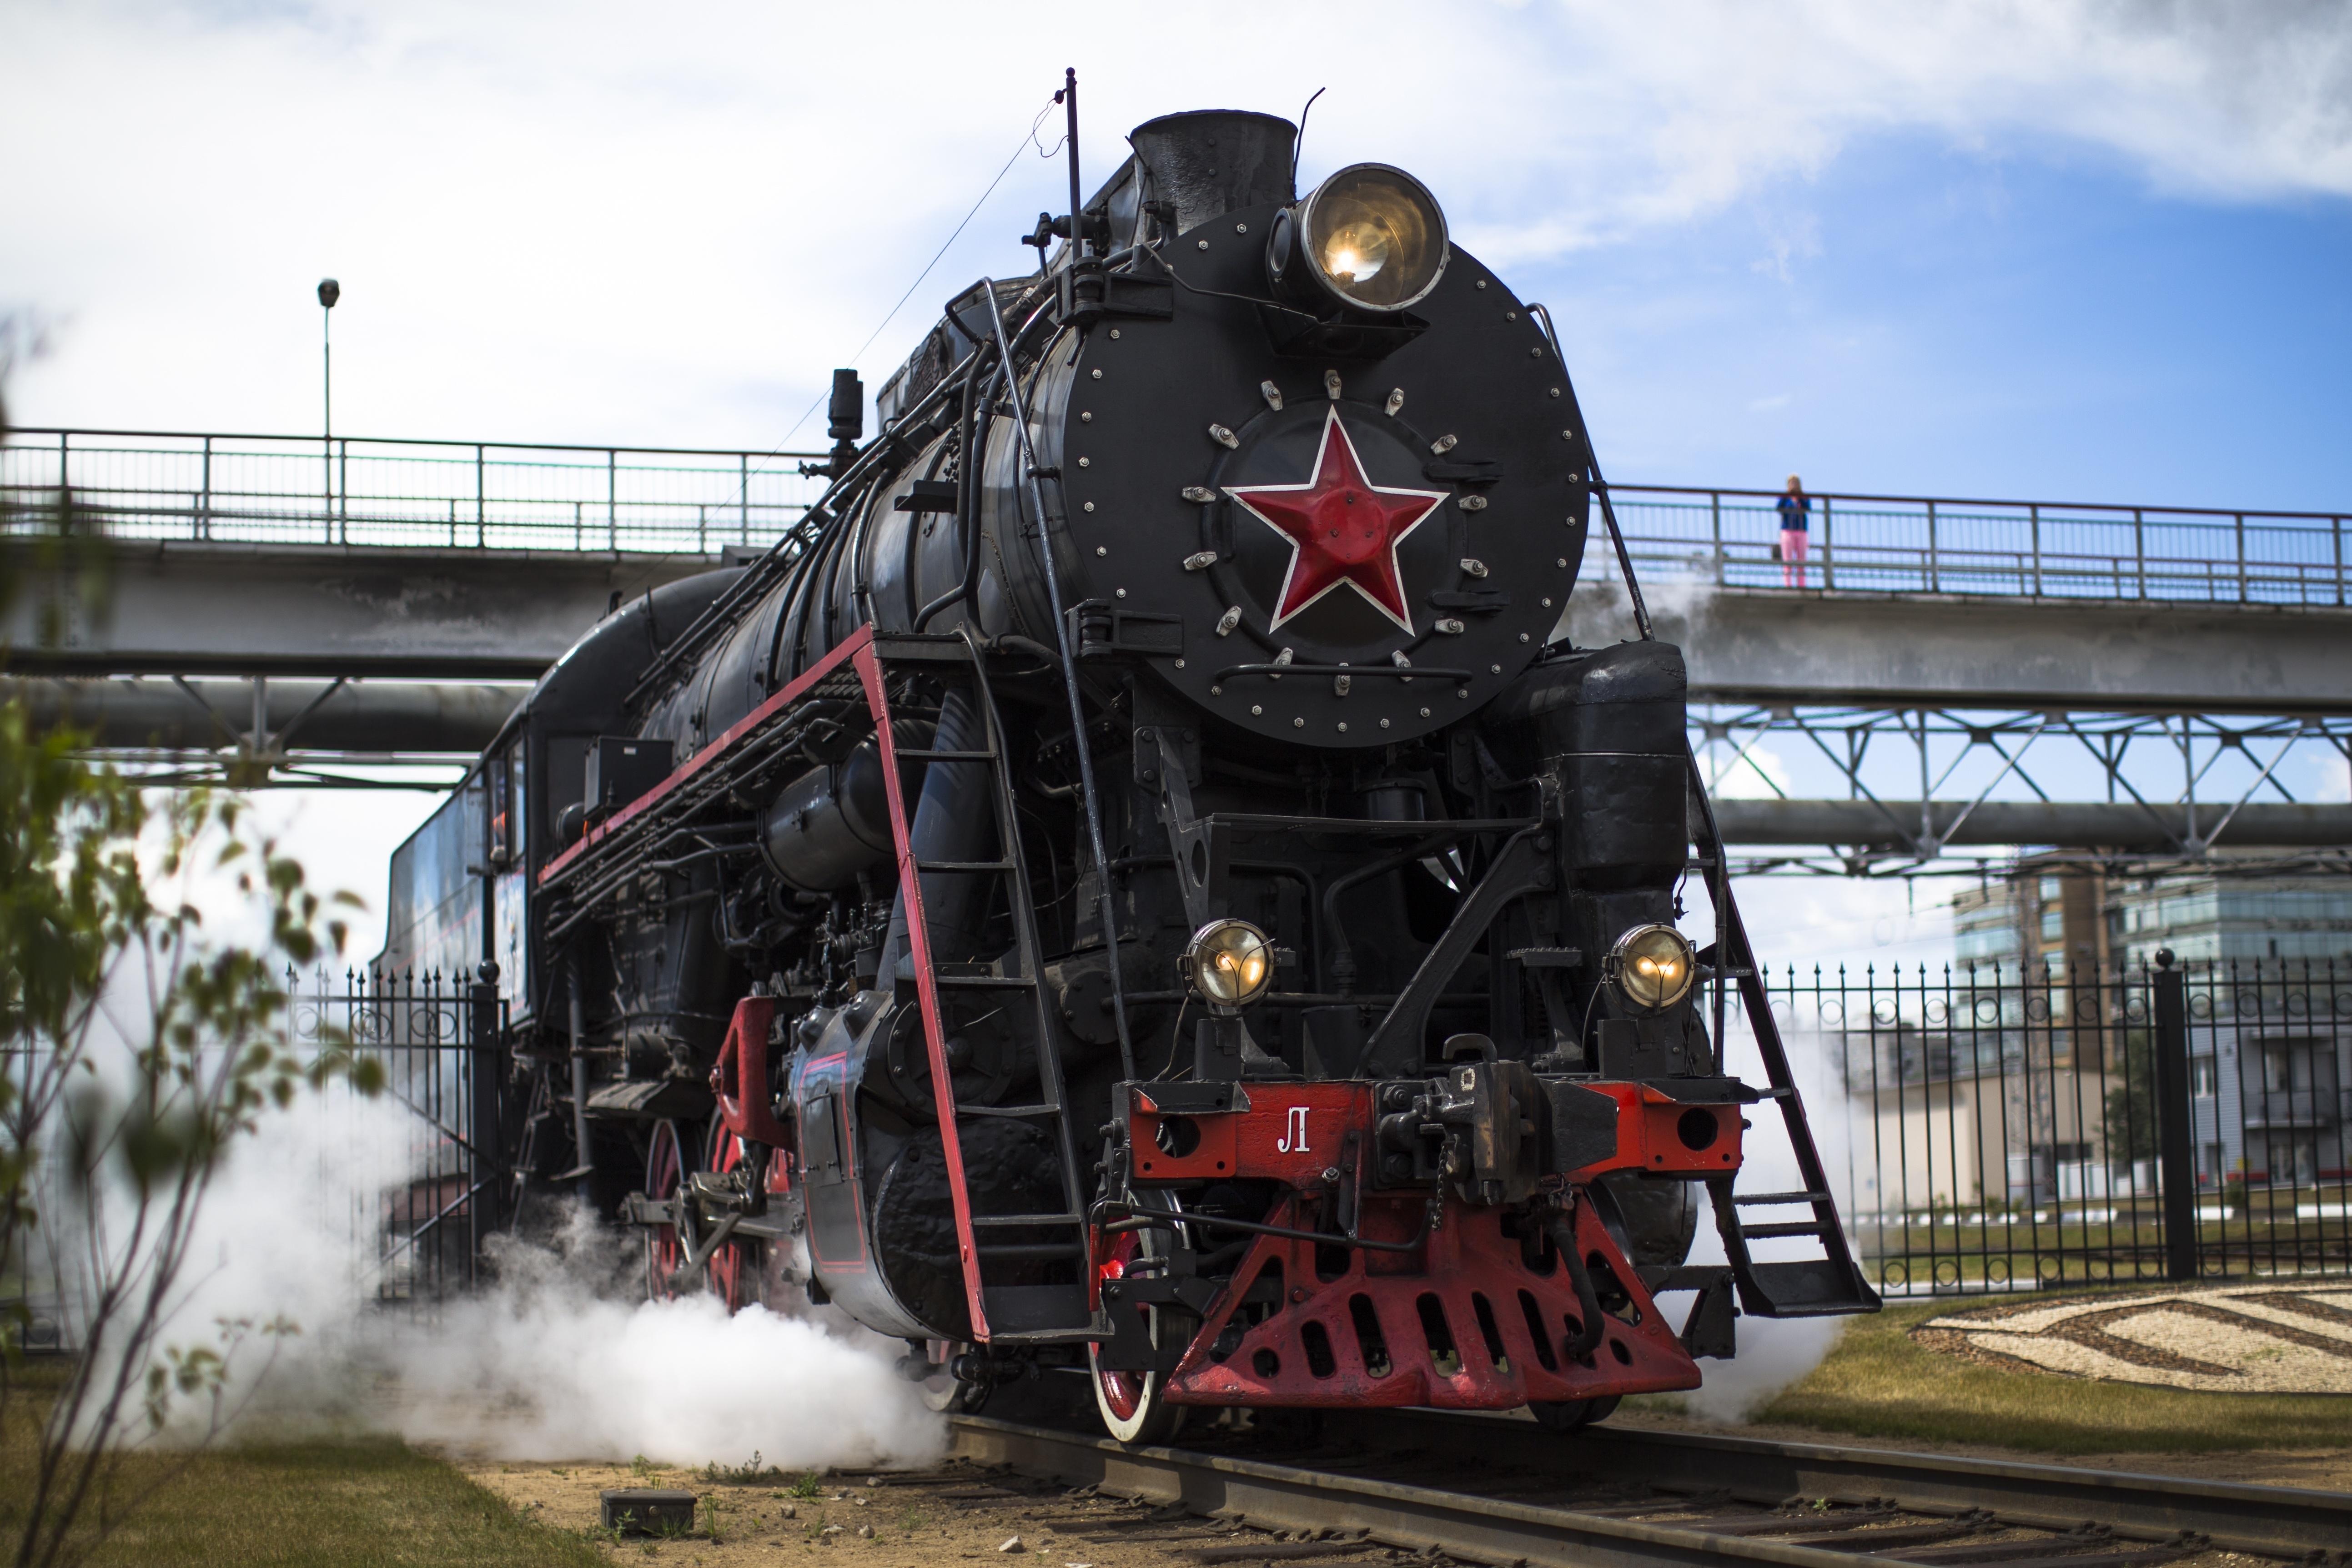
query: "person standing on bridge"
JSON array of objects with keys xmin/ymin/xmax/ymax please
[{"xmin": 1776, "ymin": 473, "xmax": 1811, "ymax": 588}]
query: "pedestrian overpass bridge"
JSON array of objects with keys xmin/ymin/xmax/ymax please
[{"xmin": 6, "ymin": 426, "xmax": 2348, "ymax": 870}]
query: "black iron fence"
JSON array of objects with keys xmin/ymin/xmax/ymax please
[
  {"xmin": 1772, "ymin": 956, "xmax": 2352, "ymax": 1294},
  {"xmin": 287, "ymin": 967, "xmax": 507, "ymax": 1309}
]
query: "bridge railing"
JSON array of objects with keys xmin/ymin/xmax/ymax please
[
  {"xmin": 6, "ymin": 428, "xmax": 2346, "ymax": 607},
  {"xmin": 1, "ymin": 428, "xmax": 830, "ymax": 554},
  {"xmin": 1604, "ymin": 486, "xmax": 2349, "ymax": 607}
]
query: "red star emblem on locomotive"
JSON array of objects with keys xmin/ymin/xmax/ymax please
[{"xmin": 1225, "ymin": 409, "xmax": 1447, "ymax": 633}]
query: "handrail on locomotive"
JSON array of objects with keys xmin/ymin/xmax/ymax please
[{"xmin": 377, "ymin": 81, "xmax": 1878, "ymax": 1442}]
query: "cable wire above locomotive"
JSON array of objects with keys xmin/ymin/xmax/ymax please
[{"xmin": 378, "ymin": 79, "xmax": 1877, "ymax": 1445}]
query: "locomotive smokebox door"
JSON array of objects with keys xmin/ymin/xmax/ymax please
[{"xmin": 1047, "ymin": 161, "xmax": 1588, "ymax": 750}]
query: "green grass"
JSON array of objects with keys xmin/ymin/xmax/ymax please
[
  {"xmin": 1740, "ymin": 1294, "xmax": 2352, "ymax": 1454},
  {"xmin": 4, "ymin": 1358, "xmax": 605, "ymax": 1567}
]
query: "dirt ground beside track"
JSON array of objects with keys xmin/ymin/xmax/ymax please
[
  {"xmin": 460, "ymin": 1456, "xmax": 1395, "ymax": 1568},
  {"xmin": 1605, "ymin": 1405, "xmax": 2352, "ymax": 1493}
]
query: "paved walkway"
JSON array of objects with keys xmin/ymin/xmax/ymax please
[{"xmin": 1920, "ymin": 1282, "xmax": 2352, "ymax": 1393}]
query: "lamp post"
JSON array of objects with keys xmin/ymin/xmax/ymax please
[{"xmin": 318, "ymin": 277, "xmax": 339, "ymax": 533}]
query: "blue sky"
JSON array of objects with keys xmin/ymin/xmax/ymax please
[
  {"xmin": 5, "ymin": 0, "xmax": 2349, "ymax": 969},
  {"xmin": 1568, "ymin": 132, "xmax": 2352, "ymax": 510}
]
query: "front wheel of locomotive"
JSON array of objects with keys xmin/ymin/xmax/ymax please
[
  {"xmin": 644, "ymin": 1118, "xmax": 694, "ymax": 1302},
  {"xmin": 1528, "ymin": 1394, "xmax": 1622, "ymax": 1432},
  {"xmin": 1088, "ymin": 1195, "xmax": 1189, "ymax": 1446}
]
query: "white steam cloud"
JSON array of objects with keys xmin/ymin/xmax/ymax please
[
  {"xmin": 1670, "ymin": 992, "xmax": 1859, "ymax": 1422},
  {"xmin": 135, "ymin": 1091, "xmax": 944, "ymax": 1468}
]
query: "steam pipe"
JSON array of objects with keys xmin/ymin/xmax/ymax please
[
  {"xmin": 977, "ymin": 275, "xmax": 1137, "ymax": 1084},
  {"xmin": 568, "ymin": 960, "xmax": 594, "ymax": 1187},
  {"xmin": 1064, "ymin": 68, "xmax": 1084, "ymax": 261}
]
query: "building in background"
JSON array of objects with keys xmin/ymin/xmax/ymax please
[{"xmin": 1859, "ymin": 860, "xmax": 2351, "ymax": 1211}]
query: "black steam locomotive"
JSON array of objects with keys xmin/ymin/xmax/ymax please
[{"xmin": 381, "ymin": 95, "xmax": 1874, "ymax": 1441}]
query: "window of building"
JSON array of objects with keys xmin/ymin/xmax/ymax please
[{"xmin": 2191, "ymin": 1057, "xmax": 2216, "ymax": 1099}]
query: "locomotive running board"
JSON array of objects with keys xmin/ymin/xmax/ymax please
[{"xmin": 1684, "ymin": 744, "xmax": 1880, "ymax": 1319}]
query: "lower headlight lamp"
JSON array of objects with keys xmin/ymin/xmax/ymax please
[
  {"xmin": 1181, "ymin": 919, "xmax": 1274, "ymax": 1008},
  {"xmin": 1606, "ymin": 924, "xmax": 1697, "ymax": 1012}
]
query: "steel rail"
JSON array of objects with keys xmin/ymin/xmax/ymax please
[
  {"xmin": 949, "ymin": 1416, "xmax": 1912, "ymax": 1568},
  {"xmin": 1358, "ymin": 1410, "xmax": 2351, "ymax": 1558},
  {"xmin": 950, "ymin": 1411, "xmax": 2352, "ymax": 1563}
]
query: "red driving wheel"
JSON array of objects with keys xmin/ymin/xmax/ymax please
[
  {"xmin": 1088, "ymin": 1199, "xmax": 1187, "ymax": 1445},
  {"xmin": 644, "ymin": 1118, "xmax": 690, "ymax": 1302},
  {"xmin": 704, "ymin": 1121, "xmax": 789, "ymax": 1312}
]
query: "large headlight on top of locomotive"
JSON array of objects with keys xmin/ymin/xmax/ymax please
[
  {"xmin": 1266, "ymin": 164, "xmax": 1449, "ymax": 313},
  {"xmin": 1606, "ymin": 925, "xmax": 1698, "ymax": 1013},
  {"xmin": 1180, "ymin": 919, "xmax": 1275, "ymax": 1009}
]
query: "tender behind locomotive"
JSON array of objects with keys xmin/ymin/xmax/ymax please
[{"xmin": 381, "ymin": 103, "xmax": 1876, "ymax": 1442}]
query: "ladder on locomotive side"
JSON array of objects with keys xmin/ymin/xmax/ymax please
[
  {"xmin": 1683, "ymin": 748, "xmax": 1880, "ymax": 1320},
  {"xmin": 857, "ymin": 632, "xmax": 1104, "ymax": 1346}
]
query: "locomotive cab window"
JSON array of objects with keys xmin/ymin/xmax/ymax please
[{"xmin": 486, "ymin": 743, "xmax": 523, "ymax": 868}]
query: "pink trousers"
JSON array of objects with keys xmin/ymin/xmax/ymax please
[{"xmin": 1780, "ymin": 528, "xmax": 1809, "ymax": 587}]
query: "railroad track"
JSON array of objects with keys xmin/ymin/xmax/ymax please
[{"xmin": 945, "ymin": 1412, "xmax": 2351, "ymax": 1568}]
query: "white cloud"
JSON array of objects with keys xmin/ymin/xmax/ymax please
[
  {"xmin": 1708, "ymin": 737, "xmax": 1795, "ymax": 799},
  {"xmin": 4, "ymin": 0, "xmax": 2346, "ymax": 448},
  {"xmin": 2314, "ymin": 747, "xmax": 2352, "ymax": 804}
]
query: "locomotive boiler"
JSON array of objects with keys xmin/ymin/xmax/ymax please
[{"xmin": 380, "ymin": 89, "xmax": 1876, "ymax": 1442}]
